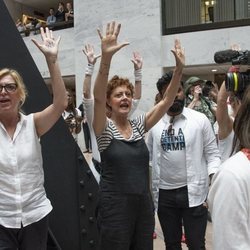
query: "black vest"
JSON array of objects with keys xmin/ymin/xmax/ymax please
[{"xmin": 100, "ymin": 138, "xmax": 150, "ymax": 194}]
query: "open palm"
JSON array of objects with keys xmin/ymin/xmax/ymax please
[
  {"xmin": 97, "ymin": 21, "xmax": 129, "ymax": 57},
  {"xmin": 32, "ymin": 27, "xmax": 60, "ymax": 61}
]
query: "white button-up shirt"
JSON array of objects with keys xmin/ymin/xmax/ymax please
[
  {"xmin": 147, "ymin": 107, "xmax": 221, "ymax": 208},
  {"xmin": 0, "ymin": 113, "xmax": 52, "ymax": 228}
]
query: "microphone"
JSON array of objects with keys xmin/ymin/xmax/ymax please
[{"xmin": 214, "ymin": 49, "xmax": 240, "ymax": 64}]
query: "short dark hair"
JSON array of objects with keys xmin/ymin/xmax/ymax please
[
  {"xmin": 156, "ymin": 71, "xmax": 183, "ymax": 94},
  {"xmin": 156, "ymin": 71, "xmax": 173, "ymax": 93},
  {"xmin": 202, "ymin": 80, "xmax": 215, "ymax": 97}
]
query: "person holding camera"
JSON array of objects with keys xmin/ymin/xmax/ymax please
[
  {"xmin": 208, "ymin": 85, "xmax": 250, "ymax": 250},
  {"xmin": 184, "ymin": 76, "xmax": 216, "ymax": 126},
  {"xmin": 216, "ymin": 66, "xmax": 242, "ymax": 162}
]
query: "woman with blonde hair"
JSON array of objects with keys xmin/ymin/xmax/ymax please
[{"xmin": 0, "ymin": 27, "xmax": 67, "ymax": 249}]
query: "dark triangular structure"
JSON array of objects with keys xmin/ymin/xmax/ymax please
[{"xmin": 1, "ymin": 2, "xmax": 99, "ymax": 249}]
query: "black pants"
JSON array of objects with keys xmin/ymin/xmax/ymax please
[
  {"xmin": 82, "ymin": 122, "xmax": 91, "ymax": 151},
  {"xmin": 158, "ymin": 187, "xmax": 207, "ymax": 250},
  {"xmin": 97, "ymin": 192, "xmax": 154, "ymax": 250},
  {"xmin": 0, "ymin": 215, "xmax": 49, "ymax": 250}
]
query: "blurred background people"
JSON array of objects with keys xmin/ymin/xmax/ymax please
[
  {"xmin": 63, "ymin": 89, "xmax": 82, "ymax": 142},
  {"xmin": 46, "ymin": 7, "xmax": 56, "ymax": 26},
  {"xmin": 185, "ymin": 76, "xmax": 216, "ymax": 126},
  {"xmin": 65, "ymin": 2, "xmax": 74, "ymax": 22},
  {"xmin": 55, "ymin": 2, "xmax": 65, "ymax": 23}
]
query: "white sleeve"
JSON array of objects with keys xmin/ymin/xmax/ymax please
[
  {"xmin": 202, "ymin": 115, "xmax": 221, "ymax": 175},
  {"xmin": 208, "ymin": 166, "xmax": 250, "ymax": 250},
  {"xmin": 83, "ymin": 97, "xmax": 94, "ymax": 124}
]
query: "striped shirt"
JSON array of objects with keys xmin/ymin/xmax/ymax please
[{"xmin": 97, "ymin": 114, "xmax": 146, "ymax": 152}]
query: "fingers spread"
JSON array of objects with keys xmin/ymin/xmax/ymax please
[
  {"xmin": 45, "ymin": 27, "xmax": 51, "ymax": 39},
  {"xmin": 118, "ymin": 41, "xmax": 130, "ymax": 50},
  {"xmin": 31, "ymin": 38, "xmax": 40, "ymax": 49},
  {"xmin": 97, "ymin": 28, "xmax": 103, "ymax": 40},
  {"xmin": 110, "ymin": 21, "xmax": 115, "ymax": 35},
  {"xmin": 114, "ymin": 23, "xmax": 121, "ymax": 37},
  {"xmin": 55, "ymin": 36, "xmax": 61, "ymax": 46},
  {"xmin": 106, "ymin": 22, "xmax": 110, "ymax": 36},
  {"xmin": 40, "ymin": 27, "xmax": 46, "ymax": 41}
]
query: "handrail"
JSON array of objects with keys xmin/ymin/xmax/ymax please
[{"xmin": 19, "ymin": 20, "xmax": 74, "ymax": 36}]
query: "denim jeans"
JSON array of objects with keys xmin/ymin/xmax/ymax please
[{"xmin": 158, "ymin": 187, "xmax": 207, "ymax": 250}]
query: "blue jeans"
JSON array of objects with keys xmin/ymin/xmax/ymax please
[
  {"xmin": 0, "ymin": 215, "xmax": 49, "ymax": 250},
  {"xmin": 158, "ymin": 187, "xmax": 207, "ymax": 250}
]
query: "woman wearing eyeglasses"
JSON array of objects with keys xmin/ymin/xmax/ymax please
[{"xmin": 0, "ymin": 27, "xmax": 67, "ymax": 250}]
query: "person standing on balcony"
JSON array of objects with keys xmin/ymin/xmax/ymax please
[
  {"xmin": 46, "ymin": 7, "xmax": 56, "ymax": 26},
  {"xmin": 65, "ymin": 2, "xmax": 74, "ymax": 22},
  {"xmin": 55, "ymin": 2, "xmax": 65, "ymax": 23}
]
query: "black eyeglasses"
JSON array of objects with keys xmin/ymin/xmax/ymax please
[{"xmin": 0, "ymin": 83, "xmax": 17, "ymax": 93}]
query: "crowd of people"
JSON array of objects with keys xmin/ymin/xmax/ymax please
[
  {"xmin": 15, "ymin": 2, "xmax": 74, "ymax": 36},
  {"xmin": 1, "ymin": 20, "xmax": 250, "ymax": 250}
]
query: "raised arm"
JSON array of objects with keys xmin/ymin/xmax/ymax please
[
  {"xmin": 82, "ymin": 44, "xmax": 101, "ymax": 99},
  {"xmin": 145, "ymin": 39, "xmax": 185, "ymax": 131},
  {"xmin": 131, "ymin": 51, "xmax": 142, "ymax": 100},
  {"xmin": 216, "ymin": 81, "xmax": 234, "ymax": 140},
  {"xmin": 93, "ymin": 21, "xmax": 129, "ymax": 135},
  {"xmin": 32, "ymin": 27, "xmax": 68, "ymax": 137}
]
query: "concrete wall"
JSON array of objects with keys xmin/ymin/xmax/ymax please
[
  {"xmin": 14, "ymin": 0, "xmax": 250, "ymax": 150},
  {"xmin": 73, "ymin": 0, "xmax": 162, "ymax": 116},
  {"xmin": 161, "ymin": 26, "xmax": 250, "ymax": 68}
]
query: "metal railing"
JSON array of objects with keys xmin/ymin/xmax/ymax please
[{"xmin": 19, "ymin": 20, "xmax": 74, "ymax": 36}]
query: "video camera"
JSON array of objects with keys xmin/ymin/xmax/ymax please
[{"xmin": 214, "ymin": 49, "xmax": 250, "ymax": 96}]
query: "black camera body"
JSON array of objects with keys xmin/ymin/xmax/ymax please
[
  {"xmin": 225, "ymin": 72, "xmax": 250, "ymax": 94},
  {"xmin": 214, "ymin": 49, "xmax": 250, "ymax": 96}
]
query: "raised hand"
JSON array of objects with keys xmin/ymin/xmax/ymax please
[
  {"xmin": 82, "ymin": 44, "xmax": 101, "ymax": 65},
  {"xmin": 171, "ymin": 38, "xmax": 185, "ymax": 69},
  {"xmin": 131, "ymin": 52, "xmax": 143, "ymax": 70},
  {"xmin": 97, "ymin": 21, "xmax": 129, "ymax": 58},
  {"xmin": 32, "ymin": 27, "xmax": 60, "ymax": 63}
]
